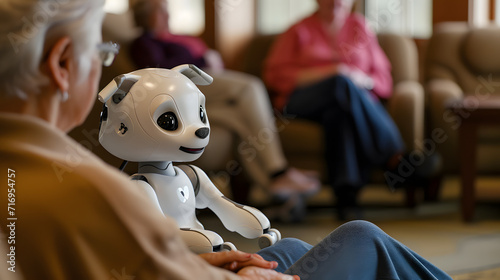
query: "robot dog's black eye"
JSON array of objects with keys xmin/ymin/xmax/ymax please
[
  {"xmin": 200, "ymin": 106, "xmax": 207, "ymax": 124},
  {"xmin": 157, "ymin": 112, "xmax": 178, "ymax": 131}
]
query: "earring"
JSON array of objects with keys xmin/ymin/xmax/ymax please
[{"xmin": 60, "ymin": 90, "xmax": 69, "ymax": 102}]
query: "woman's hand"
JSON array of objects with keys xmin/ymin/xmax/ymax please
[
  {"xmin": 199, "ymin": 250, "xmax": 278, "ymax": 272},
  {"xmin": 338, "ymin": 64, "xmax": 374, "ymax": 90},
  {"xmin": 237, "ymin": 266, "xmax": 300, "ymax": 280},
  {"xmin": 296, "ymin": 64, "xmax": 340, "ymax": 87}
]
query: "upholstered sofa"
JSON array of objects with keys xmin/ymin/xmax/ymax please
[
  {"xmin": 70, "ymin": 11, "xmax": 425, "ymax": 205},
  {"xmin": 425, "ymin": 22, "xmax": 500, "ymax": 174}
]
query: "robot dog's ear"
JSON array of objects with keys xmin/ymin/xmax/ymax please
[
  {"xmin": 172, "ymin": 64, "xmax": 213, "ymax": 86},
  {"xmin": 98, "ymin": 74, "xmax": 140, "ymax": 104}
]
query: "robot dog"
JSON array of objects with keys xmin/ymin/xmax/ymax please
[{"xmin": 98, "ymin": 65, "xmax": 280, "ymax": 253}]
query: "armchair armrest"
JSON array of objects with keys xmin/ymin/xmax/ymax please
[
  {"xmin": 387, "ymin": 80, "xmax": 424, "ymax": 151},
  {"xmin": 426, "ymin": 79, "xmax": 464, "ymax": 132},
  {"xmin": 426, "ymin": 79, "xmax": 464, "ymax": 171}
]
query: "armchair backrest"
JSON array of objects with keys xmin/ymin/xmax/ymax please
[
  {"xmin": 425, "ymin": 22, "xmax": 500, "ymax": 96},
  {"xmin": 377, "ymin": 33, "xmax": 419, "ymax": 84}
]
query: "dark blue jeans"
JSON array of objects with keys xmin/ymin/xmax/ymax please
[
  {"xmin": 285, "ymin": 75, "xmax": 404, "ymax": 191},
  {"xmin": 258, "ymin": 220, "xmax": 452, "ymax": 280}
]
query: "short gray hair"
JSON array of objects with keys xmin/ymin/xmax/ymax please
[{"xmin": 0, "ymin": 0, "xmax": 105, "ymax": 99}]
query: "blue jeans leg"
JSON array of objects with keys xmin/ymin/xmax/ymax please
[
  {"xmin": 285, "ymin": 75, "xmax": 405, "ymax": 189},
  {"xmin": 283, "ymin": 221, "xmax": 452, "ymax": 280}
]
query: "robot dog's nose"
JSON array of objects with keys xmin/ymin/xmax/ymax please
[{"xmin": 195, "ymin": 127, "xmax": 210, "ymax": 139}]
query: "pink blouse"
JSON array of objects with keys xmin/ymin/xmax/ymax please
[{"xmin": 264, "ymin": 13, "xmax": 392, "ymax": 110}]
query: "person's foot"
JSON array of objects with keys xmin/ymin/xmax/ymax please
[
  {"xmin": 269, "ymin": 168, "xmax": 321, "ymax": 197},
  {"xmin": 295, "ymin": 168, "xmax": 320, "ymax": 179},
  {"xmin": 262, "ymin": 194, "xmax": 307, "ymax": 223},
  {"xmin": 337, "ymin": 206, "xmax": 364, "ymax": 221},
  {"xmin": 385, "ymin": 152, "xmax": 443, "ymax": 191},
  {"xmin": 334, "ymin": 186, "xmax": 363, "ymax": 221}
]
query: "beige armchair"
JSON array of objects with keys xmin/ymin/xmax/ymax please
[
  {"xmin": 425, "ymin": 22, "xmax": 500, "ymax": 174},
  {"xmin": 239, "ymin": 33, "xmax": 425, "ymax": 189}
]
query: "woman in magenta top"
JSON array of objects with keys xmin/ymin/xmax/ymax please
[
  {"xmin": 264, "ymin": 0, "xmax": 404, "ymax": 220},
  {"xmin": 264, "ymin": 6, "xmax": 392, "ymax": 110}
]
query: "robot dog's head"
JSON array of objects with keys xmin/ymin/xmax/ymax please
[{"xmin": 98, "ymin": 65, "xmax": 213, "ymax": 163}]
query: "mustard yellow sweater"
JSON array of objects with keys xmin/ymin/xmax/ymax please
[{"xmin": 0, "ymin": 113, "xmax": 238, "ymax": 280}]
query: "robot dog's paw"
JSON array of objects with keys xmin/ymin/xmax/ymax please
[
  {"xmin": 222, "ymin": 242, "xmax": 237, "ymax": 251},
  {"xmin": 258, "ymin": 228, "xmax": 281, "ymax": 249}
]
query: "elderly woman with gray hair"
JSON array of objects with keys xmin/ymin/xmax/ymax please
[{"xmin": 0, "ymin": 1, "xmax": 451, "ymax": 279}]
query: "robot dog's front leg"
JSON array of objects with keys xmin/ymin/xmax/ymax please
[
  {"xmin": 209, "ymin": 194, "xmax": 281, "ymax": 249},
  {"xmin": 184, "ymin": 165, "xmax": 281, "ymax": 248}
]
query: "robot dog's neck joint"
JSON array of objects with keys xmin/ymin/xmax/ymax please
[{"xmin": 138, "ymin": 161, "xmax": 175, "ymax": 176}]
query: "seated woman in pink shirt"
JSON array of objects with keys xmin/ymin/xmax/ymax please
[{"xmin": 264, "ymin": 0, "xmax": 405, "ymax": 220}]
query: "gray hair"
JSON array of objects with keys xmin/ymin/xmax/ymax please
[{"xmin": 0, "ymin": 0, "xmax": 105, "ymax": 99}]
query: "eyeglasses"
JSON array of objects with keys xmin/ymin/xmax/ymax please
[{"xmin": 97, "ymin": 41, "xmax": 120, "ymax": 67}]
